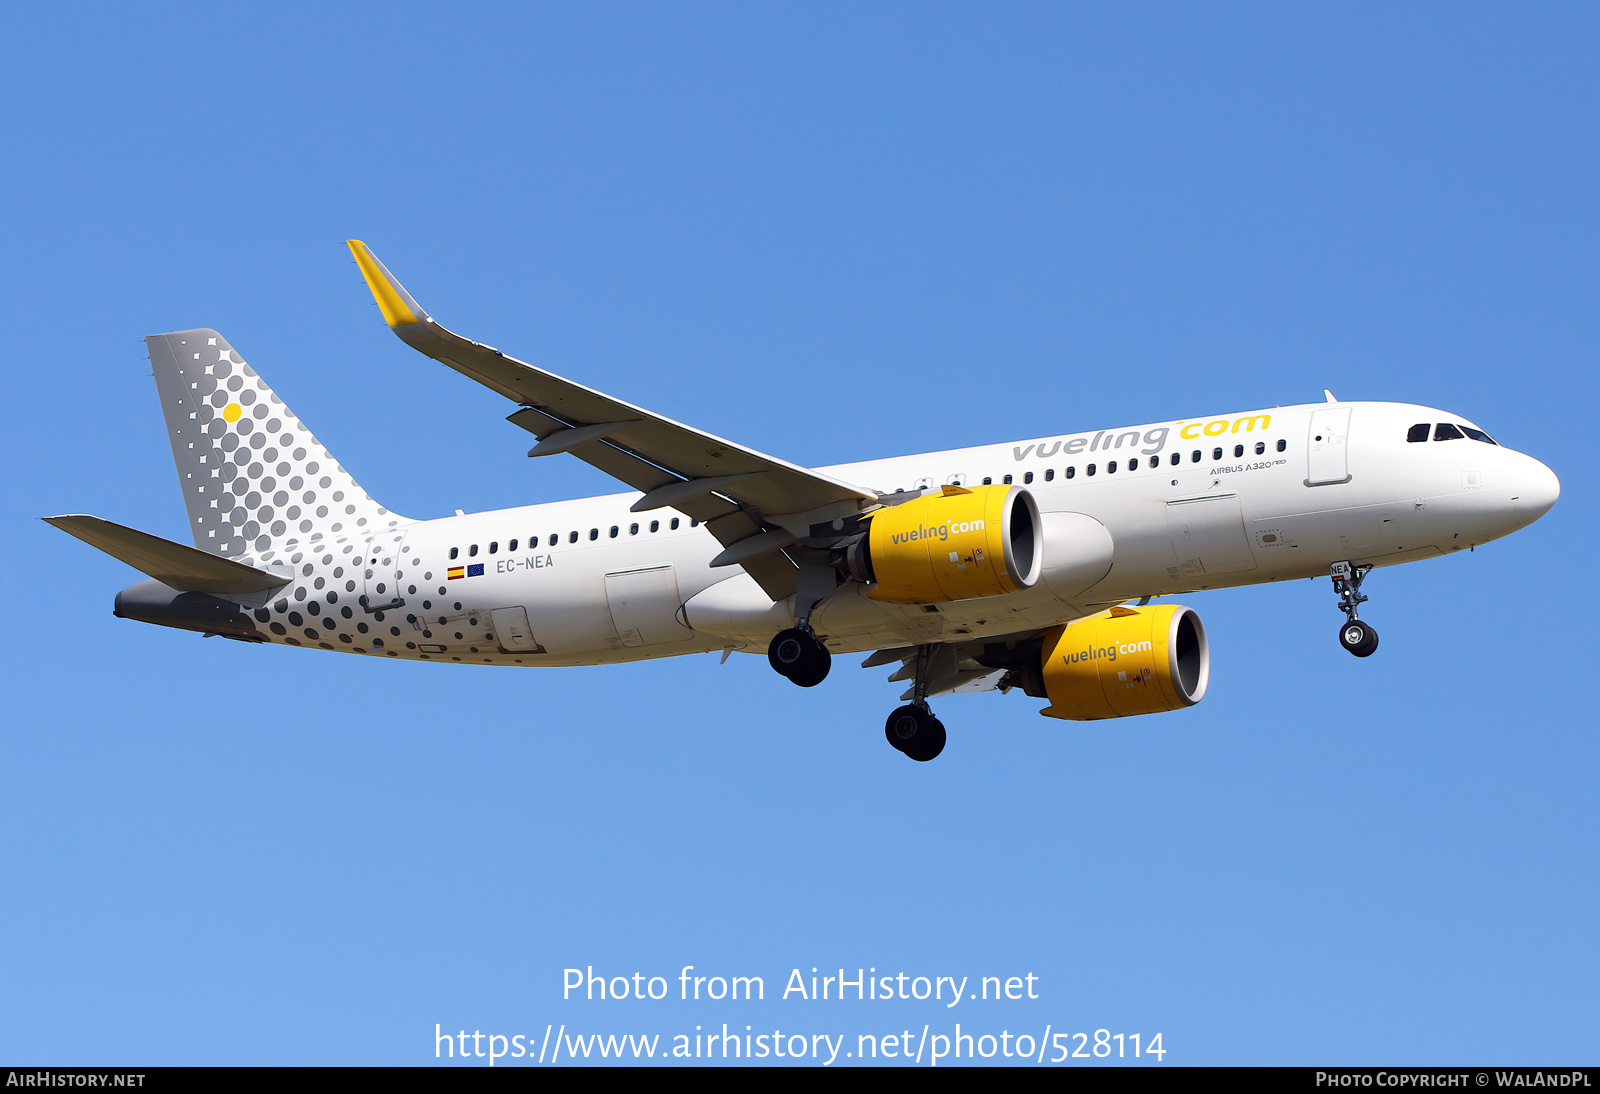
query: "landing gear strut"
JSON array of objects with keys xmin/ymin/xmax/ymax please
[
  {"xmin": 767, "ymin": 561, "xmax": 838, "ymax": 687},
  {"xmin": 1330, "ymin": 561, "xmax": 1379, "ymax": 657},
  {"xmin": 884, "ymin": 644, "xmax": 946, "ymax": 761},
  {"xmin": 768, "ymin": 627, "xmax": 831, "ymax": 687}
]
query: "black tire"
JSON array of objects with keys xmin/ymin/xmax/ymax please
[
  {"xmin": 885, "ymin": 705, "xmax": 921, "ymax": 752},
  {"xmin": 906, "ymin": 718, "xmax": 947, "ymax": 762},
  {"xmin": 789, "ymin": 643, "xmax": 832, "ymax": 687},
  {"xmin": 1339, "ymin": 620, "xmax": 1379, "ymax": 658},
  {"xmin": 884, "ymin": 704, "xmax": 945, "ymax": 760},
  {"xmin": 1355, "ymin": 625, "xmax": 1379, "ymax": 657},
  {"xmin": 768, "ymin": 628, "xmax": 815, "ymax": 678}
]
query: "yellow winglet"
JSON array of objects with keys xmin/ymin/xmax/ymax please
[{"xmin": 346, "ymin": 240, "xmax": 428, "ymax": 327}]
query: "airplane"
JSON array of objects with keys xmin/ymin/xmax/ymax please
[{"xmin": 45, "ymin": 241, "xmax": 1561, "ymax": 761}]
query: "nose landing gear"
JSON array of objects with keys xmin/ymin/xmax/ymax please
[{"xmin": 1331, "ymin": 561, "xmax": 1379, "ymax": 657}]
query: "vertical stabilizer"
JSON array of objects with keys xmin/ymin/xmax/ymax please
[{"xmin": 146, "ymin": 329, "xmax": 404, "ymax": 562}]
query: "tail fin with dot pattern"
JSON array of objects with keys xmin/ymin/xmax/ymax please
[{"xmin": 145, "ymin": 329, "xmax": 408, "ymax": 563}]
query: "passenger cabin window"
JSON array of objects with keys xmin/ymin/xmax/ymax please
[
  {"xmin": 548, "ymin": 534, "xmax": 558, "ymax": 547},
  {"xmin": 1065, "ymin": 466, "xmax": 1076, "ymax": 479},
  {"xmin": 569, "ymin": 531, "xmax": 579, "ymax": 543},
  {"xmin": 449, "ymin": 547, "xmax": 459, "ymax": 560},
  {"xmin": 630, "ymin": 523, "xmax": 639, "ymax": 535},
  {"xmin": 1003, "ymin": 474, "xmax": 1013, "ymax": 485},
  {"xmin": 1044, "ymin": 468, "xmax": 1054, "ymax": 481},
  {"xmin": 1107, "ymin": 460, "xmax": 1118, "ymax": 473},
  {"xmin": 469, "ymin": 544, "xmax": 478, "ymax": 557},
  {"xmin": 1461, "ymin": 425, "xmax": 1497, "ymax": 444},
  {"xmin": 1128, "ymin": 457, "xmax": 1139, "ymax": 470},
  {"xmin": 589, "ymin": 528, "xmax": 599, "ymax": 540},
  {"xmin": 650, "ymin": 520, "xmax": 660, "ymax": 532},
  {"xmin": 1023, "ymin": 471, "xmax": 1034, "ymax": 484},
  {"xmin": 1407, "ymin": 423, "xmax": 1430, "ymax": 443},
  {"xmin": 982, "ymin": 476, "xmax": 992, "ymax": 485},
  {"xmin": 1435, "ymin": 423, "xmax": 1465, "ymax": 441},
  {"xmin": 488, "ymin": 541, "xmax": 499, "ymax": 554},
  {"xmin": 508, "ymin": 539, "xmax": 518, "ymax": 551},
  {"xmin": 1192, "ymin": 450, "xmax": 1202, "ymax": 462},
  {"xmin": 1233, "ymin": 444, "xmax": 1244, "ymax": 458},
  {"xmin": 1254, "ymin": 442, "xmax": 1265, "ymax": 455},
  {"xmin": 691, "ymin": 519, "xmax": 699, "ymax": 527},
  {"xmin": 1276, "ymin": 439, "xmax": 1287, "ymax": 452},
  {"xmin": 1086, "ymin": 463, "xmax": 1097, "ymax": 476},
  {"xmin": 670, "ymin": 518, "xmax": 680, "ymax": 530},
  {"xmin": 609, "ymin": 526, "xmax": 618, "ymax": 538},
  {"xmin": 1212, "ymin": 448, "xmax": 1223, "ymax": 461}
]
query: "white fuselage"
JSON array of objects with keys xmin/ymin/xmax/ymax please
[{"xmin": 249, "ymin": 399, "xmax": 1557, "ymax": 667}]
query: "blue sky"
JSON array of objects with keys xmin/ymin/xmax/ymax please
[{"xmin": 2, "ymin": 2, "xmax": 1595, "ymax": 1066}]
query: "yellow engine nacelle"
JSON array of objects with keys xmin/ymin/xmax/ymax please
[
  {"xmin": 1039, "ymin": 605, "xmax": 1209, "ymax": 720},
  {"xmin": 856, "ymin": 485, "xmax": 1042, "ymax": 604}
]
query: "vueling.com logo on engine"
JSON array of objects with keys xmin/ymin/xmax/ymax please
[
  {"xmin": 1062, "ymin": 639, "xmax": 1153, "ymax": 665},
  {"xmin": 889, "ymin": 519, "xmax": 986, "ymax": 545}
]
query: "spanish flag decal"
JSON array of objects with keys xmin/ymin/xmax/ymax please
[{"xmin": 447, "ymin": 566, "xmax": 465, "ymax": 580}]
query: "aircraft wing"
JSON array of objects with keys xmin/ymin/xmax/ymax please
[{"xmin": 348, "ymin": 241, "xmax": 878, "ymax": 601}]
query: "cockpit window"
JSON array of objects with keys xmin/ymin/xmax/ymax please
[
  {"xmin": 1407, "ymin": 423, "xmax": 1430, "ymax": 443},
  {"xmin": 1434, "ymin": 423, "xmax": 1465, "ymax": 441},
  {"xmin": 1460, "ymin": 425, "xmax": 1497, "ymax": 445}
]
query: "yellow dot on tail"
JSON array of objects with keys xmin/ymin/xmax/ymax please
[{"xmin": 222, "ymin": 403, "xmax": 242, "ymax": 422}]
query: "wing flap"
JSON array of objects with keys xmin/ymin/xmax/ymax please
[
  {"xmin": 43, "ymin": 515, "xmax": 290, "ymax": 595},
  {"xmin": 402, "ymin": 314, "xmax": 868, "ymax": 514}
]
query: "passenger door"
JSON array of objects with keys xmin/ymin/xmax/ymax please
[{"xmin": 1306, "ymin": 407, "xmax": 1353, "ymax": 486}]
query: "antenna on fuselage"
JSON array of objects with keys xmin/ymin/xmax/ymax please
[{"xmin": 1323, "ymin": 389, "xmax": 1339, "ymax": 402}]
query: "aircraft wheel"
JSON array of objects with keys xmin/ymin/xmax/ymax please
[
  {"xmin": 909, "ymin": 718, "xmax": 947, "ymax": 762},
  {"xmin": 885, "ymin": 705, "xmax": 920, "ymax": 752},
  {"xmin": 885, "ymin": 705, "xmax": 945, "ymax": 761},
  {"xmin": 789, "ymin": 643, "xmax": 831, "ymax": 687},
  {"xmin": 769, "ymin": 628, "xmax": 829, "ymax": 685},
  {"xmin": 1339, "ymin": 620, "xmax": 1379, "ymax": 657}
]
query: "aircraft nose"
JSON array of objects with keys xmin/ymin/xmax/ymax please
[{"xmin": 1510, "ymin": 456, "xmax": 1560, "ymax": 526}]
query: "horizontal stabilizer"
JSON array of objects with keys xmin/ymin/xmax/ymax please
[{"xmin": 42, "ymin": 515, "xmax": 290, "ymax": 595}]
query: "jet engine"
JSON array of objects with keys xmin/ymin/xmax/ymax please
[
  {"xmin": 845, "ymin": 485, "xmax": 1041, "ymax": 604},
  {"xmin": 1037, "ymin": 604, "xmax": 1208, "ymax": 720}
]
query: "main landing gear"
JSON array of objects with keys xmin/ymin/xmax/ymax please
[
  {"xmin": 1331, "ymin": 560, "xmax": 1379, "ymax": 657},
  {"xmin": 884, "ymin": 644, "xmax": 946, "ymax": 762},
  {"xmin": 765, "ymin": 563, "xmax": 944, "ymax": 761},
  {"xmin": 768, "ymin": 627, "xmax": 831, "ymax": 687},
  {"xmin": 768, "ymin": 562, "xmax": 838, "ymax": 688},
  {"xmin": 885, "ymin": 704, "xmax": 946, "ymax": 762}
]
